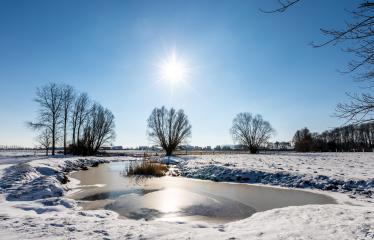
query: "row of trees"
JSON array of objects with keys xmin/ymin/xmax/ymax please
[
  {"xmin": 293, "ymin": 122, "xmax": 374, "ymax": 152},
  {"xmin": 29, "ymin": 83, "xmax": 115, "ymax": 156},
  {"xmin": 147, "ymin": 106, "xmax": 274, "ymax": 155},
  {"xmin": 29, "ymin": 86, "xmax": 273, "ymax": 156}
]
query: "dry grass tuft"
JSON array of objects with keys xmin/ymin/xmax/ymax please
[{"xmin": 126, "ymin": 161, "xmax": 168, "ymax": 177}]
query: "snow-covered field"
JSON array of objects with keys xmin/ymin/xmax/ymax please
[
  {"xmin": 0, "ymin": 150, "xmax": 47, "ymax": 165},
  {"xmin": 0, "ymin": 153, "xmax": 373, "ymax": 239},
  {"xmin": 177, "ymin": 152, "xmax": 374, "ymax": 198}
]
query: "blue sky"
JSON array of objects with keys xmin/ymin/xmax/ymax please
[{"xmin": 0, "ymin": 0, "xmax": 362, "ymax": 147}]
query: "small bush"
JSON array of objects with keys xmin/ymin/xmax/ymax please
[
  {"xmin": 68, "ymin": 143, "xmax": 96, "ymax": 156},
  {"xmin": 126, "ymin": 161, "xmax": 168, "ymax": 177}
]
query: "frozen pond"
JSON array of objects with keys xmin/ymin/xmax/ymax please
[{"xmin": 68, "ymin": 161, "xmax": 336, "ymax": 223}]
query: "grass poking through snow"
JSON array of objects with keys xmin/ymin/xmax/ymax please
[{"xmin": 126, "ymin": 161, "xmax": 168, "ymax": 177}]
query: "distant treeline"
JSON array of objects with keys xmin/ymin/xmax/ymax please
[
  {"xmin": 0, "ymin": 146, "xmax": 37, "ymax": 150},
  {"xmin": 293, "ymin": 122, "xmax": 374, "ymax": 152},
  {"xmin": 0, "ymin": 145, "xmax": 41, "ymax": 151}
]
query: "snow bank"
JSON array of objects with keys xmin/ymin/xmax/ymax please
[
  {"xmin": 0, "ymin": 158, "xmax": 109, "ymax": 201},
  {"xmin": 176, "ymin": 153, "xmax": 374, "ymax": 198},
  {"xmin": 0, "ymin": 198, "xmax": 372, "ymax": 239}
]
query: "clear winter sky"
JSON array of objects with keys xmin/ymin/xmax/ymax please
[{"xmin": 0, "ymin": 0, "xmax": 363, "ymax": 147}]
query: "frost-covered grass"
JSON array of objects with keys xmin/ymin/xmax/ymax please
[
  {"xmin": 0, "ymin": 152, "xmax": 372, "ymax": 239},
  {"xmin": 178, "ymin": 152, "xmax": 374, "ymax": 180}
]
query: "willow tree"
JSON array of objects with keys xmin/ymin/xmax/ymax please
[
  {"xmin": 147, "ymin": 106, "xmax": 192, "ymax": 156},
  {"xmin": 231, "ymin": 113, "xmax": 274, "ymax": 154}
]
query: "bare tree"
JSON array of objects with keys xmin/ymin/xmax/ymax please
[
  {"xmin": 312, "ymin": 3, "xmax": 374, "ymax": 81},
  {"xmin": 147, "ymin": 106, "xmax": 192, "ymax": 156},
  {"xmin": 61, "ymin": 85, "xmax": 75, "ymax": 155},
  {"xmin": 231, "ymin": 113, "xmax": 274, "ymax": 154},
  {"xmin": 71, "ymin": 97, "xmax": 79, "ymax": 145},
  {"xmin": 293, "ymin": 127, "xmax": 313, "ymax": 152},
  {"xmin": 75, "ymin": 103, "xmax": 116, "ymax": 155},
  {"xmin": 263, "ymin": 1, "xmax": 374, "ymax": 124},
  {"xmin": 264, "ymin": 1, "xmax": 374, "ymax": 80},
  {"xmin": 336, "ymin": 93, "xmax": 374, "ymax": 124},
  {"xmin": 29, "ymin": 83, "xmax": 64, "ymax": 155},
  {"xmin": 71, "ymin": 93, "xmax": 90, "ymax": 145},
  {"xmin": 84, "ymin": 104, "xmax": 115, "ymax": 152},
  {"xmin": 37, "ymin": 128, "xmax": 52, "ymax": 156}
]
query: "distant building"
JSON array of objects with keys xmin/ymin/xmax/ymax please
[
  {"xmin": 99, "ymin": 146, "xmax": 111, "ymax": 150},
  {"xmin": 178, "ymin": 145, "xmax": 194, "ymax": 150},
  {"xmin": 137, "ymin": 145, "xmax": 162, "ymax": 151},
  {"xmin": 111, "ymin": 146, "xmax": 123, "ymax": 150}
]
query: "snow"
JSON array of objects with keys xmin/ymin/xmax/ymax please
[
  {"xmin": 0, "ymin": 152, "xmax": 373, "ymax": 239},
  {"xmin": 0, "ymin": 151, "xmax": 47, "ymax": 165},
  {"xmin": 159, "ymin": 155, "xmax": 184, "ymax": 164},
  {"xmin": 176, "ymin": 152, "xmax": 374, "ymax": 198}
]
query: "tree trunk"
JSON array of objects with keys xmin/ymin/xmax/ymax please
[
  {"xmin": 64, "ymin": 117, "xmax": 67, "ymax": 155},
  {"xmin": 72, "ymin": 127, "xmax": 76, "ymax": 145},
  {"xmin": 52, "ymin": 120, "xmax": 55, "ymax": 156},
  {"xmin": 249, "ymin": 146, "xmax": 258, "ymax": 154},
  {"xmin": 166, "ymin": 149, "xmax": 173, "ymax": 156},
  {"xmin": 77, "ymin": 126, "xmax": 81, "ymax": 145}
]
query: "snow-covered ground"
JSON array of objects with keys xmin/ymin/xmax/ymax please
[
  {"xmin": 0, "ymin": 150, "xmax": 47, "ymax": 165},
  {"xmin": 0, "ymin": 153, "xmax": 373, "ymax": 239},
  {"xmin": 176, "ymin": 152, "xmax": 374, "ymax": 198}
]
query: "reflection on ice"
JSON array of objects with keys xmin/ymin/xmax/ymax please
[{"xmin": 105, "ymin": 188, "xmax": 255, "ymax": 222}]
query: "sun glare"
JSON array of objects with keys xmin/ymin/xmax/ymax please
[{"xmin": 160, "ymin": 51, "xmax": 188, "ymax": 84}]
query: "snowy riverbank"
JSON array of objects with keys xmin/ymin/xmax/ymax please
[
  {"xmin": 0, "ymin": 153, "xmax": 373, "ymax": 239},
  {"xmin": 176, "ymin": 152, "xmax": 374, "ymax": 199}
]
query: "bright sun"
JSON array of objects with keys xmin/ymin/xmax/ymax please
[{"xmin": 160, "ymin": 51, "xmax": 187, "ymax": 84}]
